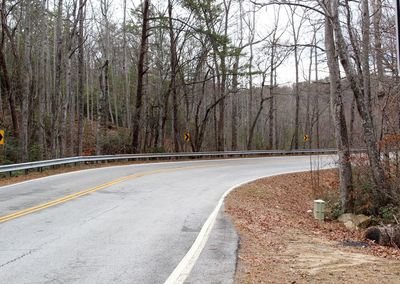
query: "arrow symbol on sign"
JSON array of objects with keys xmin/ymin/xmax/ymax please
[
  {"xmin": 184, "ymin": 132, "xmax": 190, "ymax": 142},
  {"xmin": 0, "ymin": 133, "xmax": 3, "ymax": 141}
]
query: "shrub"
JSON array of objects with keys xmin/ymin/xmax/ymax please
[
  {"xmin": 379, "ymin": 204, "xmax": 400, "ymax": 224},
  {"xmin": 100, "ymin": 128, "xmax": 131, "ymax": 154}
]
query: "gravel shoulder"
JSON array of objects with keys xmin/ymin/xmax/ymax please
[{"xmin": 225, "ymin": 170, "xmax": 400, "ymax": 283}]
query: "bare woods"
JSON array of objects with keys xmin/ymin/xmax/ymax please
[{"xmin": 1, "ymin": 0, "xmax": 400, "ymax": 212}]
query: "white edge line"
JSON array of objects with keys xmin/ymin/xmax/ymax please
[
  {"xmin": 164, "ymin": 165, "xmax": 336, "ymax": 284},
  {"xmin": 0, "ymin": 155, "xmax": 336, "ymax": 190}
]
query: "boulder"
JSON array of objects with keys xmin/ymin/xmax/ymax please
[
  {"xmin": 343, "ymin": 220, "xmax": 357, "ymax": 231},
  {"xmin": 338, "ymin": 213, "xmax": 372, "ymax": 231},
  {"xmin": 354, "ymin": 214, "xmax": 372, "ymax": 228}
]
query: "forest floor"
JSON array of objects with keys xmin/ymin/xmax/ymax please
[{"xmin": 225, "ymin": 170, "xmax": 400, "ymax": 284}]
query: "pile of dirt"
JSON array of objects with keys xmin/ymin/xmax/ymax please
[{"xmin": 225, "ymin": 170, "xmax": 400, "ymax": 283}]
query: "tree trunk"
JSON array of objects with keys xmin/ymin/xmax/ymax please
[
  {"xmin": 373, "ymin": 0, "xmax": 384, "ymax": 97},
  {"xmin": 332, "ymin": 0, "xmax": 389, "ymax": 204},
  {"xmin": 168, "ymin": 0, "xmax": 180, "ymax": 153},
  {"xmin": 0, "ymin": 50, "xmax": 18, "ymax": 137},
  {"xmin": 248, "ymin": 73, "xmax": 267, "ymax": 149},
  {"xmin": 314, "ymin": 36, "xmax": 320, "ymax": 148},
  {"xmin": 60, "ymin": 57, "xmax": 70, "ymax": 157},
  {"xmin": 247, "ymin": 17, "xmax": 255, "ymax": 149},
  {"xmin": 305, "ymin": 42, "xmax": 314, "ymax": 149},
  {"xmin": 122, "ymin": 0, "xmax": 131, "ymax": 129},
  {"xmin": 0, "ymin": 0, "xmax": 19, "ymax": 137},
  {"xmin": 292, "ymin": 43, "xmax": 300, "ymax": 150},
  {"xmin": 19, "ymin": 0, "xmax": 32, "ymax": 162},
  {"xmin": 231, "ymin": 59, "xmax": 239, "ymax": 150},
  {"xmin": 268, "ymin": 43, "xmax": 275, "ymax": 149},
  {"xmin": 97, "ymin": 60, "xmax": 109, "ymax": 154},
  {"xmin": 325, "ymin": 0, "xmax": 354, "ymax": 212},
  {"xmin": 38, "ymin": 0, "xmax": 48, "ymax": 159},
  {"xmin": 52, "ymin": 0, "xmax": 63, "ymax": 158},
  {"xmin": 131, "ymin": 0, "xmax": 150, "ymax": 153},
  {"xmin": 217, "ymin": 73, "xmax": 226, "ymax": 151},
  {"xmin": 349, "ymin": 97, "xmax": 356, "ymax": 146},
  {"xmin": 76, "ymin": 0, "xmax": 85, "ymax": 156}
]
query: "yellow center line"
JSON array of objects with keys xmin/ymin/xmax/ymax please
[{"xmin": 0, "ymin": 165, "xmax": 209, "ymax": 224}]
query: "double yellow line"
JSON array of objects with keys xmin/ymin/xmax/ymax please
[{"xmin": 0, "ymin": 165, "xmax": 203, "ymax": 224}]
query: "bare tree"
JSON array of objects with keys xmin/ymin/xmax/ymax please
[
  {"xmin": 132, "ymin": 0, "xmax": 150, "ymax": 153},
  {"xmin": 168, "ymin": 0, "xmax": 180, "ymax": 152},
  {"xmin": 323, "ymin": 0, "xmax": 354, "ymax": 212},
  {"xmin": 19, "ymin": 0, "xmax": 32, "ymax": 162},
  {"xmin": 330, "ymin": 0, "xmax": 389, "ymax": 204},
  {"xmin": 0, "ymin": 0, "xmax": 19, "ymax": 137},
  {"xmin": 122, "ymin": 0, "xmax": 131, "ymax": 129},
  {"xmin": 287, "ymin": 5, "xmax": 306, "ymax": 150},
  {"xmin": 76, "ymin": 0, "xmax": 86, "ymax": 156}
]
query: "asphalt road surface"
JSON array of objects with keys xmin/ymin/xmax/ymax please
[{"xmin": 0, "ymin": 155, "xmax": 335, "ymax": 283}]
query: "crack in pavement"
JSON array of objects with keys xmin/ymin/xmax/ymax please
[
  {"xmin": 80, "ymin": 205, "xmax": 120, "ymax": 225},
  {"xmin": 0, "ymin": 249, "xmax": 36, "ymax": 269},
  {"xmin": 0, "ymin": 234, "xmax": 61, "ymax": 270}
]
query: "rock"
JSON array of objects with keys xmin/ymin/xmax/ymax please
[
  {"xmin": 365, "ymin": 225, "xmax": 400, "ymax": 248},
  {"xmin": 338, "ymin": 213, "xmax": 372, "ymax": 231},
  {"xmin": 354, "ymin": 214, "xmax": 372, "ymax": 229},
  {"xmin": 343, "ymin": 221, "xmax": 357, "ymax": 231},
  {"xmin": 338, "ymin": 213, "xmax": 353, "ymax": 223}
]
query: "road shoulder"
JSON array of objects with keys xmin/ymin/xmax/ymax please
[
  {"xmin": 186, "ymin": 207, "xmax": 238, "ymax": 284},
  {"xmin": 225, "ymin": 170, "xmax": 400, "ymax": 283}
]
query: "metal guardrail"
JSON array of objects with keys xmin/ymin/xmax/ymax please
[{"xmin": 0, "ymin": 149, "xmax": 346, "ymax": 176}]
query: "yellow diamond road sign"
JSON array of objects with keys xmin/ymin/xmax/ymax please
[{"xmin": 0, "ymin": 130, "xmax": 4, "ymax": 145}]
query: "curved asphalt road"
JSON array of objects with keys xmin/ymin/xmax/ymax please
[{"xmin": 0, "ymin": 155, "xmax": 335, "ymax": 283}]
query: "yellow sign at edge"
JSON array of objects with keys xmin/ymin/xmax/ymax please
[
  {"xmin": 0, "ymin": 130, "xmax": 4, "ymax": 145},
  {"xmin": 303, "ymin": 134, "xmax": 309, "ymax": 142},
  {"xmin": 184, "ymin": 132, "xmax": 191, "ymax": 142}
]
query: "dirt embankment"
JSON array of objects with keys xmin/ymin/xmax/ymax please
[{"xmin": 225, "ymin": 170, "xmax": 400, "ymax": 284}]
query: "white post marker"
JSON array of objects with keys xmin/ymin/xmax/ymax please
[
  {"xmin": 314, "ymin": 199, "xmax": 326, "ymax": 221},
  {"xmin": 396, "ymin": 0, "xmax": 400, "ymax": 73}
]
